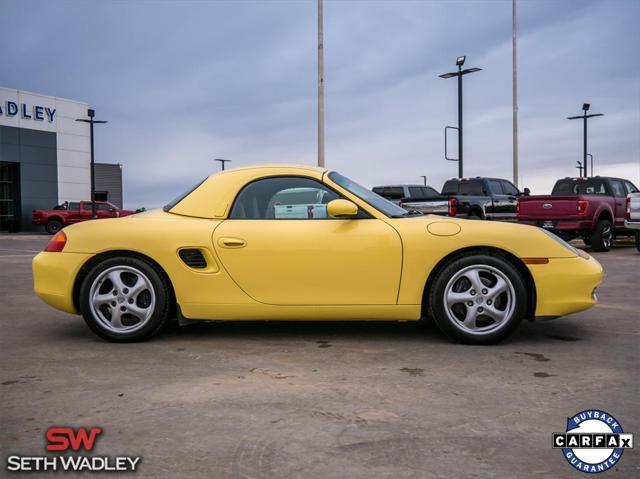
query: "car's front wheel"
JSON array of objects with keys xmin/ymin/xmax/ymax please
[
  {"xmin": 428, "ymin": 254, "xmax": 527, "ymax": 344},
  {"xmin": 79, "ymin": 256, "xmax": 172, "ymax": 342}
]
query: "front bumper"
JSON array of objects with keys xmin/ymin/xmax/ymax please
[
  {"xmin": 32, "ymin": 252, "xmax": 93, "ymax": 314},
  {"xmin": 529, "ymin": 255, "xmax": 603, "ymax": 318}
]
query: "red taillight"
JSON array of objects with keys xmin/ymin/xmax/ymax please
[
  {"xmin": 44, "ymin": 231, "xmax": 66, "ymax": 252},
  {"xmin": 448, "ymin": 198, "xmax": 458, "ymax": 217},
  {"xmin": 577, "ymin": 200, "xmax": 589, "ymax": 216},
  {"xmin": 626, "ymin": 197, "xmax": 631, "ymax": 219}
]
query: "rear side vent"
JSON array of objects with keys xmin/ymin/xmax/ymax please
[{"xmin": 179, "ymin": 249, "xmax": 207, "ymax": 269}]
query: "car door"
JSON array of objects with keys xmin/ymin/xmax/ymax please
[
  {"xmin": 486, "ymin": 179, "xmax": 506, "ymax": 218},
  {"xmin": 212, "ymin": 176, "xmax": 403, "ymax": 305},
  {"xmin": 65, "ymin": 202, "xmax": 81, "ymax": 224},
  {"xmin": 500, "ymin": 180, "xmax": 520, "ymax": 219},
  {"xmin": 609, "ymin": 179, "xmax": 627, "ymax": 228}
]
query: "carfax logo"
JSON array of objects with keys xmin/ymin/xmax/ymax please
[
  {"xmin": 553, "ymin": 409, "xmax": 634, "ymax": 474},
  {"xmin": 6, "ymin": 426, "xmax": 141, "ymax": 473}
]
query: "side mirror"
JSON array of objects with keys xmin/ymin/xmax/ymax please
[
  {"xmin": 523, "ymin": 187, "xmax": 531, "ymax": 196},
  {"xmin": 327, "ymin": 199, "xmax": 358, "ymax": 218}
]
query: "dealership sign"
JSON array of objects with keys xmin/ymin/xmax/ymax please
[{"xmin": 0, "ymin": 100, "xmax": 56, "ymax": 122}]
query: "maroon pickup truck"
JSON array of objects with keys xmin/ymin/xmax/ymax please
[
  {"xmin": 517, "ymin": 176, "xmax": 639, "ymax": 252},
  {"xmin": 33, "ymin": 201, "xmax": 135, "ymax": 234}
]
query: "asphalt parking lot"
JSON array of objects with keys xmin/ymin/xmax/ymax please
[{"xmin": 1, "ymin": 234, "xmax": 638, "ymax": 478}]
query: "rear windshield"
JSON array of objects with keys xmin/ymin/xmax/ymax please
[{"xmin": 552, "ymin": 179, "xmax": 609, "ymax": 196}]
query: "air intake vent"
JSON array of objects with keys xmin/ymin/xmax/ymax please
[{"xmin": 179, "ymin": 249, "xmax": 207, "ymax": 269}]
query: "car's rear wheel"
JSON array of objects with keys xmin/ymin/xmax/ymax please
[
  {"xmin": 79, "ymin": 256, "xmax": 172, "ymax": 342},
  {"xmin": 590, "ymin": 219, "xmax": 612, "ymax": 252},
  {"xmin": 45, "ymin": 219, "xmax": 62, "ymax": 235},
  {"xmin": 428, "ymin": 254, "xmax": 527, "ymax": 344}
]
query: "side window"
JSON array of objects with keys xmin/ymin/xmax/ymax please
[
  {"xmin": 422, "ymin": 187, "xmax": 438, "ymax": 197},
  {"xmin": 623, "ymin": 181, "xmax": 639, "ymax": 194},
  {"xmin": 488, "ymin": 180, "xmax": 503, "ymax": 194},
  {"xmin": 68, "ymin": 202, "xmax": 79, "ymax": 210},
  {"xmin": 408, "ymin": 187, "xmax": 423, "ymax": 198},
  {"xmin": 385, "ymin": 187, "xmax": 405, "ymax": 199},
  {"xmin": 441, "ymin": 180, "xmax": 459, "ymax": 195},
  {"xmin": 501, "ymin": 180, "xmax": 519, "ymax": 196},
  {"xmin": 609, "ymin": 180, "xmax": 625, "ymax": 197},
  {"xmin": 230, "ymin": 176, "xmax": 348, "ymax": 219},
  {"xmin": 96, "ymin": 203, "xmax": 111, "ymax": 211},
  {"xmin": 81, "ymin": 202, "xmax": 93, "ymax": 211},
  {"xmin": 460, "ymin": 179, "xmax": 483, "ymax": 195}
]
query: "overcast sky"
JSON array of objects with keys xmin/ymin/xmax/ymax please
[{"xmin": 1, "ymin": 0, "xmax": 639, "ymax": 208}]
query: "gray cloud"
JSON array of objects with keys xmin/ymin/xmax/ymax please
[{"xmin": 1, "ymin": 0, "xmax": 638, "ymax": 208}]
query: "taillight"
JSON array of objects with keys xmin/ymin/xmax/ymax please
[
  {"xmin": 448, "ymin": 198, "xmax": 458, "ymax": 217},
  {"xmin": 44, "ymin": 231, "xmax": 66, "ymax": 252},
  {"xmin": 399, "ymin": 201, "xmax": 403, "ymax": 208},
  {"xmin": 516, "ymin": 199, "xmax": 520, "ymax": 216},
  {"xmin": 626, "ymin": 197, "xmax": 631, "ymax": 219},
  {"xmin": 577, "ymin": 200, "xmax": 589, "ymax": 216}
]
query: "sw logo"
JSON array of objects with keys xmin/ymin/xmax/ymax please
[
  {"xmin": 46, "ymin": 426, "xmax": 102, "ymax": 452},
  {"xmin": 5, "ymin": 426, "xmax": 141, "ymax": 473},
  {"xmin": 553, "ymin": 409, "xmax": 634, "ymax": 474}
]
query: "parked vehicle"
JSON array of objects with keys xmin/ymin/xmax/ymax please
[
  {"xmin": 32, "ymin": 164, "xmax": 602, "ymax": 345},
  {"xmin": 625, "ymin": 192, "xmax": 640, "ymax": 252},
  {"xmin": 400, "ymin": 177, "xmax": 528, "ymax": 220},
  {"xmin": 372, "ymin": 184, "xmax": 439, "ymax": 205},
  {"xmin": 517, "ymin": 177, "xmax": 639, "ymax": 252},
  {"xmin": 32, "ymin": 201, "xmax": 135, "ymax": 234}
]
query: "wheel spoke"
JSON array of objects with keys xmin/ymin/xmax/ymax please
[
  {"xmin": 465, "ymin": 269, "xmax": 485, "ymax": 293},
  {"xmin": 461, "ymin": 307, "xmax": 478, "ymax": 330},
  {"xmin": 483, "ymin": 304, "xmax": 508, "ymax": 324},
  {"xmin": 486, "ymin": 276, "xmax": 508, "ymax": 300},
  {"xmin": 127, "ymin": 278, "xmax": 148, "ymax": 299},
  {"xmin": 127, "ymin": 303, "xmax": 150, "ymax": 320},
  {"xmin": 93, "ymin": 292, "xmax": 113, "ymax": 306},
  {"xmin": 447, "ymin": 291, "xmax": 474, "ymax": 306},
  {"xmin": 110, "ymin": 308, "xmax": 124, "ymax": 329},
  {"xmin": 107, "ymin": 270, "xmax": 125, "ymax": 292}
]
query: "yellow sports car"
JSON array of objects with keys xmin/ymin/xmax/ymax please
[{"xmin": 32, "ymin": 164, "xmax": 603, "ymax": 344}]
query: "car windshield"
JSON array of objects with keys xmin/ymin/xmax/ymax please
[{"xmin": 328, "ymin": 172, "xmax": 411, "ymax": 218}]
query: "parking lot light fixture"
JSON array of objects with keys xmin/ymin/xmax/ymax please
[
  {"xmin": 567, "ymin": 103, "xmax": 603, "ymax": 179},
  {"xmin": 215, "ymin": 158, "xmax": 231, "ymax": 171},
  {"xmin": 75, "ymin": 108, "xmax": 107, "ymax": 219},
  {"xmin": 439, "ymin": 56, "xmax": 483, "ymax": 178},
  {"xmin": 420, "ymin": 175, "xmax": 427, "ymax": 186}
]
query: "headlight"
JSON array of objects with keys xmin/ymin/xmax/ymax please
[{"xmin": 539, "ymin": 228, "xmax": 590, "ymax": 259}]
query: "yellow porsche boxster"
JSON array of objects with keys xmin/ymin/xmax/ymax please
[{"xmin": 32, "ymin": 164, "xmax": 603, "ymax": 344}]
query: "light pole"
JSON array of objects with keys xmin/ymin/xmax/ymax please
[
  {"xmin": 439, "ymin": 56, "xmax": 482, "ymax": 178},
  {"xmin": 76, "ymin": 108, "xmax": 107, "ymax": 219},
  {"xmin": 317, "ymin": 0, "xmax": 325, "ymax": 167},
  {"xmin": 215, "ymin": 158, "xmax": 231, "ymax": 171},
  {"xmin": 420, "ymin": 175, "xmax": 427, "ymax": 186},
  {"xmin": 512, "ymin": 0, "xmax": 519, "ymax": 186},
  {"xmin": 587, "ymin": 153, "xmax": 594, "ymax": 177},
  {"xmin": 576, "ymin": 161, "xmax": 584, "ymax": 178},
  {"xmin": 568, "ymin": 103, "xmax": 603, "ymax": 179}
]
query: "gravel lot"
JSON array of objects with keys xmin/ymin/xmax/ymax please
[{"xmin": 1, "ymin": 234, "xmax": 638, "ymax": 478}]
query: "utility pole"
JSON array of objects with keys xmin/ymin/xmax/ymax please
[
  {"xmin": 440, "ymin": 56, "xmax": 482, "ymax": 178},
  {"xmin": 215, "ymin": 158, "xmax": 231, "ymax": 171},
  {"xmin": 568, "ymin": 103, "xmax": 603, "ymax": 179},
  {"xmin": 512, "ymin": 0, "xmax": 519, "ymax": 187},
  {"xmin": 317, "ymin": 0, "xmax": 325, "ymax": 167},
  {"xmin": 587, "ymin": 153, "xmax": 594, "ymax": 177},
  {"xmin": 420, "ymin": 175, "xmax": 427, "ymax": 186},
  {"xmin": 76, "ymin": 108, "xmax": 107, "ymax": 219}
]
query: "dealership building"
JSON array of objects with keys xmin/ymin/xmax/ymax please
[{"xmin": 0, "ymin": 87, "xmax": 123, "ymax": 232}]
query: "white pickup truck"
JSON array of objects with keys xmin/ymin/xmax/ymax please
[{"xmin": 625, "ymin": 192, "xmax": 640, "ymax": 252}]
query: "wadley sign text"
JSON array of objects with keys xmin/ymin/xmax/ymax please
[{"xmin": 0, "ymin": 100, "xmax": 56, "ymax": 122}]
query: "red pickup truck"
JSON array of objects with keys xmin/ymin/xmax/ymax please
[
  {"xmin": 32, "ymin": 201, "xmax": 135, "ymax": 234},
  {"xmin": 517, "ymin": 176, "xmax": 639, "ymax": 252}
]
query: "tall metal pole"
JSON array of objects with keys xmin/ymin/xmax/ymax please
[
  {"xmin": 420, "ymin": 175, "xmax": 427, "ymax": 186},
  {"xmin": 512, "ymin": 0, "xmax": 519, "ymax": 187},
  {"xmin": 587, "ymin": 153, "xmax": 594, "ymax": 177},
  {"xmin": 317, "ymin": 0, "xmax": 325, "ymax": 168},
  {"xmin": 457, "ymin": 64, "xmax": 463, "ymax": 178},
  {"xmin": 583, "ymin": 112, "xmax": 588, "ymax": 177},
  {"xmin": 89, "ymin": 119, "xmax": 96, "ymax": 219},
  {"xmin": 567, "ymin": 104, "xmax": 603, "ymax": 178}
]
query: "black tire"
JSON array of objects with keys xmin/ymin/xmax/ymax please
[
  {"xmin": 79, "ymin": 256, "xmax": 173, "ymax": 342},
  {"xmin": 582, "ymin": 235, "xmax": 591, "ymax": 247},
  {"xmin": 427, "ymin": 254, "xmax": 527, "ymax": 345},
  {"xmin": 636, "ymin": 232, "xmax": 640, "ymax": 253},
  {"xmin": 590, "ymin": 219, "xmax": 612, "ymax": 252},
  {"xmin": 467, "ymin": 210, "xmax": 484, "ymax": 220},
  {"xmin": 45, "ymin": 219, "xmax": 63, "ymax": 235}
]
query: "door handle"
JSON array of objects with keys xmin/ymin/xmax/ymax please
[{"xmin": 218, "ymin": 237, "xmax": 246, "ymax": 248}]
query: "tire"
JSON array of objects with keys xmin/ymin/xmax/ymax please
[
  {"xmin": 582, "ymin": 235, "xmax": 591, "ymax": 247},
  {"xmin": 590, "ymin": 220, "xmax": 612, "ymax": 252},
  {"xmin": 467, "ymin": 210, "xmax": 484, "ymax": 220},
  {"xmin": 45, "ymin": 219, "xmax": 63, "ymax": 235},
  {"xmin": 636, "ymin": 232, "xmax": 640, "ymax": 253},
  {"xmin": 79, "ymin": 256, "xmax": 172, "ymax": 342},
  {"xmin": 427, "ymin": 254, "xmax": 527, "ymax": 345}
]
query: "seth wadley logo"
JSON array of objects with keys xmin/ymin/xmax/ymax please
[
  {"xmin": 6, "ymin": 427, "xmax": 141, "ymax": 473},
  {"xmin": 553, "ymin": 409, "xmax": 634, "ymax": 474}
]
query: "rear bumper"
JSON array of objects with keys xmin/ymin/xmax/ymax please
[
  {"xmin": 624, "ymin": 219, "xmax": 640, "ymax": 231},
  {"xmin": 32, "ymin": 252, "xmax": 93, "ymax": 314},
  {"xmin": 529, "ymin": 255, "xmax": 603, "ymax": 318},
  {"xmin": 518, "ymin": 219, "xmax": 592, "ymax": 231}
]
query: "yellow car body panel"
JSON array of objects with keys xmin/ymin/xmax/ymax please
[{"xmin": 32, "ymin": 164, "xmax": 603, "ymax": 323}]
